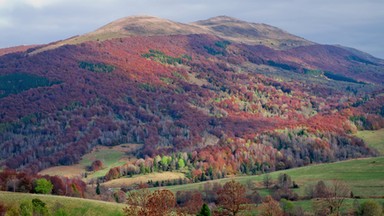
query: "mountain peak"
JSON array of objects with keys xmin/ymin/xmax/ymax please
[
  {"xmin": 84, "ymin": 15, "xmax": 207, "ymax": 38},
  {"xmin": 30, "ymin": 15, "xmax": 313, "ymax": 54},
  {"xmin": 197, "ymin": 15, "xmax": 243, "ymax": 24}
]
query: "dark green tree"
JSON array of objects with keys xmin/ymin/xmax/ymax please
[
  {"xmin": 96, "ymin": 182, "xmax": 101, "ymax": 195},
  {"xmin": 197, "ymin": 203, "xmax": 211, "ymax": 216}
]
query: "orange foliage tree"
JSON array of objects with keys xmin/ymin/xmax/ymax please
[
  {"xmin": 217, "ymin": 180, "xmax": 248, "ymax": 216},
  {"xmin": 123, "ymin": 189, "xmax": 175, "ymax": 216},
  {"xmin": 258, "ymin": 195, "xmax": 283, "ymax": 216}
]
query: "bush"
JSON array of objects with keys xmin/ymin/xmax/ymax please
[
  {"xmin": 19, "ymin": 201, "xmax": 33, "ymax": 216},
  {"xmin": 272, "ymin": 188, "xmax": 299, "ymax": 201},
  {"xmin": 34, "ymin": 178, "xmax": 53, "ymax": 194},
  {"xmin": 90, "ymin": 160, "xmax": 104, "ymax": 171},
  {"xmin": 359, "ymin": 200, "xmax": 382, "ymax": 216},
  {"xmin": 0, "ymin": 202, "xmax": 7, "ymax": 216},
  {"xmin": 32, "ymin": 199, "xmax": 49, "ymax": 216}
]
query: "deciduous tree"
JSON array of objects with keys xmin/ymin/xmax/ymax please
[
  {"xmin": 217, "ymin": 180, "xmax": 248, "ymax": 216},
  {"xmin": 359, "ymin": 200, "xmax": 382, "ymax": 216},
  {"xmin": 312, "ymin": 180, "xmax": 350, "ymax": 216},
  {"xmin": 91, "ymin": 160, "xmax": 104, "ymax": 171},
  {"xmin": 123, "ymin": 188, "xmax": 151, "ymax": 216},
  {"xmin": 124, "ymin": 189, "xmax": 175, "ymax": 216},
  {"xmin": 146, "ymin": 190, "xmax": 176, "ymax": 216},
  {"xmin": 34, "ymin": 178, "xmax": 53, "ymax": 194},
  {"xmin": 258, "ymin": 196, "xmax": 283, "ymax": 216}
]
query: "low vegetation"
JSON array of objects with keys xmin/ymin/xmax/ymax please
[
  {"xmin": 142, "ymin": 49, "xmax": 189, "ymax": 65},
  {"xmin": 0, "ymin": 191, "xmax": 124, "ymax": 216},
  {"xmin": 79, "ymin": 61, "xmax": 115, "ymax": 73}
]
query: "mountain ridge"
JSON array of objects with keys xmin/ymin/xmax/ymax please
[{"xmin": 28, "ymin": 15, "xmax": 313, "ymax": 54}]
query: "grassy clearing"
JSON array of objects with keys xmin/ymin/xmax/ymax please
[
  {"xmin": 0, "ymin": 191, "xmax": 124, "ymax": 216},
  {"xmin": 162, "ymin": 157, "xmax": 384, "ymax": 198},
  {"xmin": 39, "ymin": 165, "xmax": 85, "ymax": 178},
  {"xmin": 103, "ymin": 172, "xmax": 185, "ymax": 188},
  {"xmin": 356, "ymin": 128, "xmax": 384, "ymax": 154},
  {"xmin": 39, "ymin": 144, "xmax": 142, "ymax": 181}
]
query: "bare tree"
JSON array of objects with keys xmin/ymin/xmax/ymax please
[
  {"xmin": 263, "ymin": 174, "xmax": 273, "ymax": 189},
  {"xmin": 312, "ymin": 180, "xmax": 350, "ymax": 216}
]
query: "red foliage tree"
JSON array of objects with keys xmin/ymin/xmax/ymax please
[{"xmin": 91, "ymin": 160, "xmax": 104, "ymax": 171}]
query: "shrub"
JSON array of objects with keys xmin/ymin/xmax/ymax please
[
  {"xmin": 359, "ymin": 200, "xmax": 382, "ymax": 216},
  {"xmin": 32, "ymin": 199, "xmax": 49, "ymax": 216},
  {"xmin": 34, "ymin": 178, "xmax": 53, "ymax": 194}
]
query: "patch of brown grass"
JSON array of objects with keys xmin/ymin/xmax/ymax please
[
  {"xmin": 38, "ymin": 165, "xmax": 84, "ymax": 178},
  {"xmin": 102, "ymin": 172, "xmax": 185, "ymax": 188}
]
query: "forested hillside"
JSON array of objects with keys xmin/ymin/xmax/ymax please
[{"xmin": 0, "ymin": 16, "xmax": 383, "ymax": 173}]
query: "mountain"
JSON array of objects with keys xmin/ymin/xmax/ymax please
[
  {"xmin": 0, "ymin": 16, "xmax": 383, "ymax": 173},
  {"xmin": 31, "ymin": 15, "xmax": 312, "ymax": 54}
]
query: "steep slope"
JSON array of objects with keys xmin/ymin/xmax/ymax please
[
  {"xmin": 0, "ymin": 45, "xmax": 38, "ymax": 56},
  {"xmin": 0, "ymin": 16, "xmax": 383, "ymax": 174}
]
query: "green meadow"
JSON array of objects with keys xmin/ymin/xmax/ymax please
[{"xmin": 0, "ymin": 192, "xmax": 124, "ymax": 216}]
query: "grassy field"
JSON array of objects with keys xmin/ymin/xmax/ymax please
[
  {"xmin": 356, "ymin": 128, "xmax": 384, "ymax": 155},
  {"xmin": 0, "ymin": 191, "xmax": 124, "ymax": 216},
  {"xmin": 290, "ymin": 198, "xmax": 384, "ymax": 213},
  {"xmin": 39, "ymin": 144, "xmax": 142, "ymax": 180},
  {"xmin": 162, "ymin": 157, "xmax": 384, "ymax": 198}
]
